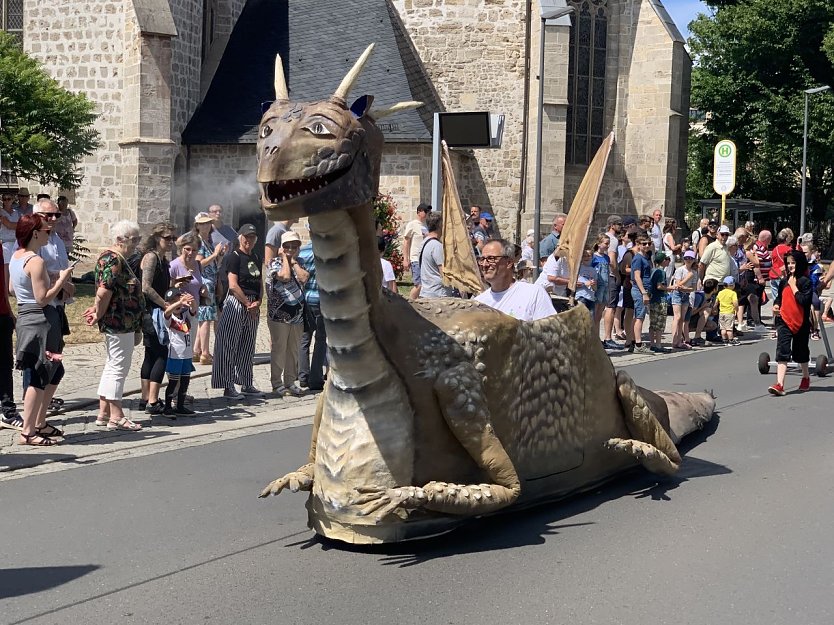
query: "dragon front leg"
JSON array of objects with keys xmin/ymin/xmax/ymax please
[
  {"xmin": 259, "ymin": 390, "xmax": 325, "ymax": 498},
  {"xmin": 423, "ymin": 362, "xmax": 521, "ymax": 515},
  {"xmin": 606, "ymin": 370, "xmax": 682, "ymax": 476}
]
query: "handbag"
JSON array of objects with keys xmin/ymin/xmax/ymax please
[{"xmin": 779, "ymin": 284, "xmax": 804, "ymax": 334}]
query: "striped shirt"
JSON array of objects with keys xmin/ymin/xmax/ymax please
[{"xmin": 753, "ymin": 240, "xmax": 772, "ymax": 275}]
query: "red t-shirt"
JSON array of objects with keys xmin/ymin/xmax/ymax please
[
  {"xmin": 769, "ymin": 243, "xmax": 792, "ymax": 280},
  {"xmin": 0, "ymin": 245, "xmax": 10, "ymax": 316}
]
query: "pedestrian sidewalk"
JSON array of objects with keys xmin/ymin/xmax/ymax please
[
  {"xmin": 0, "ymin": 302, "xmax": 782, "ymax": 476},
  {"xmin": 0, "ymin": 322, "xmax": 319, "ymax": 476}
]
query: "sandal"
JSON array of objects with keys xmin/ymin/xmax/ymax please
[
  {"xmin": 36, "ymin": 423, "xmax": 64, "ymax": 437},
  {"xmin": 1, "ymin": 414, "xmax": 24, "ymax": 431},
  {"xmin": 18, "ymin": 432, "xmax": 57, "ymax": 446},
  {"xmin": 94, "ymin": 417, "xmax": 109, "ymax": 427},
  {"xmin": 107, "ymin": 417, "xmax": 142, "ymax": 431}
]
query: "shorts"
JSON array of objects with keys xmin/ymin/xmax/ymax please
[
  {"xmin": 632, "ymin": 286, "xmax": 647, "ymax": 320},
  {"xmin": 606, "ymin": 278, "xmax": 620, "ymax": 308},
  {"xmin": 577, "ymin": 297, "xmax": 595, "ymax": 312},
  {"xmin": 410, "ymin": 261, "xmax": 422, "ymax": 286},
  {"xmin": 775, "ymin": 319, "xmax": 810, "ymax": 364},
  {"xmin": 621, "ymin": 284, "xmax": 633, "ymax": 310},
  {"xmin": 670, "ymin": 291, "xmax": 689, "ymax": 307},
  {"xmin": 649, "ymin": 301, "xmax": 667, "ymax": 333},
  {"xmin": 197, "ymin": 303, "xmax": 217, "ymax": 322},
  {"xmin": 166, "ymin": 357, "xmax": 195, "ymax": 375},
  {"xmin": 812, "ymin": 292, "xmax": 821, "ymax": 311},
  {"xmin": 719, "ymin": 313, "xmax": 735, "ymax": 331}
]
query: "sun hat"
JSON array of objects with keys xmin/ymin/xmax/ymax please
[
  {"xmin": 281, "ymin": 230, "xmax": 301, "ymax": 245},
  {"xmin": 194, "ymin": 212, "xmax": 214, "ymax": 224}
]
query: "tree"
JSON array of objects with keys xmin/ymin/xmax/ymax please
[
  {"xmin": 687, "ymin": 0, "xmax": 834, "ymax": 231},
  {"xmin": 0, "ymin": 32, "xmax": 100, "ymax": 188}
]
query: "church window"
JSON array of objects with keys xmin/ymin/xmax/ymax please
[
  {"xmin": 201, "ymin": 0, "xmax": 215, "ymax": 60},
  {"xmin": 565, "ymin": 0, "xmax": 608, "ymax": 165},
  {"xmin": 0, "ymin": 0, "xmax": 24, "ymax": 46}
]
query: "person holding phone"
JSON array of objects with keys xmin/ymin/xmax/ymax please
[{"xmin": 9, "ymin": 214, "xmax": 74, "ymax": 445}]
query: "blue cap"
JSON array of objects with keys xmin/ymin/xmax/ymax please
[
  {"xmin": 723, "ymin": 276, "xmax": 734, "ymax": 285},
  {"xmin": 480, "ymin": 212, "xmax": 493, "ymax": 221}
]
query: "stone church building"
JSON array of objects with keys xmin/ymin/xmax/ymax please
[{"xmin": 2, "ymin": 0, "xmax": 689, "ymax": 246}]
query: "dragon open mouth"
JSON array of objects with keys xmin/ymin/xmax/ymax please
[{"xmin": 263, "ymin": 168, "xmax": 348, "ymax": 204}]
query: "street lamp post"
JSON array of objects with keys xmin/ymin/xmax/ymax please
[
  {"xmin": 533, "ymin": 1, "xmax": 575, "ymax": 274},
  {"xmin": 800, "ymin": 85, "xmax": 830, "ymax": 236}
]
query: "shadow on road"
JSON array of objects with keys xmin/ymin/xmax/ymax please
[
  {"xmin": 290, "ymin": 414, "xmax": 729, "ymax": 566},
  {"xmin": 0, "ymin": 565, "xmax": 100, "ymax": 599}
]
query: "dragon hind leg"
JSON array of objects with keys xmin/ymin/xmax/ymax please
[{"xmin": 608, "ymin": 370, "xmax": 682, "ymax": 476}]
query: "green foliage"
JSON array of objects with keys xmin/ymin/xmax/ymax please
[
  {"xmin": 0, "ymin": 32, "xmax": 100, "ymax": 188},
  {"xmin": 688, "ymin": 0, "xmax": 834, "ymax": 230},
  {"xmin": 67, "ymin": 234, "xmax": 91, "ymax": 263}
]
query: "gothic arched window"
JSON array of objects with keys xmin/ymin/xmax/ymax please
[
  {"xmin": 0, "ymin": 0, "xmax": 24, "ymax": 46},
  {"xmin": 565, "ymin": 0, "xmax": 608, "ymax": 165}
]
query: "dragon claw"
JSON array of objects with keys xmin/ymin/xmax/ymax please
[{"xmin": 259, "ymin": 467, "xmax": 314, "ymax": 498}]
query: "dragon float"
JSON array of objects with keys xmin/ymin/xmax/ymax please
[{"xmin": 258, "ymin": 45, "xmax": 715, "ymax": 544}]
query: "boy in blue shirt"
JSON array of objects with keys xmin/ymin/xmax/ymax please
[
  {"xmin": 629, "ymin": 235, "xmax": 654, "ymax": 354},
  {"xmin": 649, "ymin": 251, "xmax": 673, "ymax": 352}
]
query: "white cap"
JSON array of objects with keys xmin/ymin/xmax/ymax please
[{"xmin": 718, "ymin": 225, "xmax": 731, "ymax": 234}]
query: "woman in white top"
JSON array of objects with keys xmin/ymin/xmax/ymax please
[{"xmin": 9, "ymin": 214, "xmax": 74, "ymax": 446}]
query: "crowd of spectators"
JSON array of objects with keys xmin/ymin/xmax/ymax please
[{"xmin": 3, "ymin": 190, "xmax": 831, "ymax": 448}]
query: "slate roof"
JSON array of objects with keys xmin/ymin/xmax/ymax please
[{"xmin": 182, "ymin": 0, "xmax": 442, "ymax": 145}]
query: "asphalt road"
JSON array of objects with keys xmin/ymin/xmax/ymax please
[{"xmin": 2, "ymin": 335, "xmax": 834, "ymax": 625}]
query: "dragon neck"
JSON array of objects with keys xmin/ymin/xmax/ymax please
[{"xmin": 308, "ymin": 204, "xmax": 387, "ymax": 392}]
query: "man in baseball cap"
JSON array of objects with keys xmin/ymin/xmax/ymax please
[{"xmin": 699, "ymin": 223, "xmax": 734, "ymax": 284}]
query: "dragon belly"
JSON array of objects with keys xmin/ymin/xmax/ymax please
[{"xmin": 309, "ymin": 383, "xmax": 414, "ymax": 528}]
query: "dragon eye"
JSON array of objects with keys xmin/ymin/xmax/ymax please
[
  {"xmin": 307, "ymin": 121, "xmax": 333, "ymax": 136},
  {"xmin": 260, "ymin": 125, "xmax": 272, "ymax": 139}
]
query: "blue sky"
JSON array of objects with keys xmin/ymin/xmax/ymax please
[{"xmin": 664, "ymin": 0, "xmax": 709, "ymax": 39}]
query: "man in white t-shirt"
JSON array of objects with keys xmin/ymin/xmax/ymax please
[
  {"xmin": 650, "ymin": 208, "xmax": 663, "ymax": 252},
  {"xmin": 534, "ymin": 251, "xmax": 570, "ymax": 296},
  {"xmin": 402, "ymin": 202, "xmax": 430, "ymax": 299},
  {"xmin": 475, "ymin": 239, "xmax": 554, "ymax": 321}
]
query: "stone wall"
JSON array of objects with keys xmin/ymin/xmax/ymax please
[
  {"xmin": 392, "ymin": 0, "xmax": 528, "ymax": 236},
  {"xmin": 22, "ymin": 0, "xmax": 130, "ymax": 238},
  {"xmin": 169, "ymin": 0, "xmax": 203, "ymax": 140}
]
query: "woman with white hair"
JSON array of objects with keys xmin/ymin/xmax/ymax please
[{"xmin": 83, "ymin": 220, "xmax": 145, "ymax": 431}]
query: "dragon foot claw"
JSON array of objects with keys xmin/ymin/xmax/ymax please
[
  {"xmin": 351, "ymin": 486, "xmax": 427, "ymax": 522},
  {"xmin": 605, "ymin": 438, "xmax": 679, "ymax": 476},
  {"xmin": 259, "ymin": 465, "xmax": 314, "ymax": 498}
]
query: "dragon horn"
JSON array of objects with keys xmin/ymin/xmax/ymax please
[
  {"xmin": 274, "ymin": 54, "xmax": 289, "ymax": 101},
  {"xmin": 369, "ymin": 101, "xmax": 423, "ymax": 119},
  {"xmin": 332, "ymin": 43, "xmax": 375, "ymax": 102}
]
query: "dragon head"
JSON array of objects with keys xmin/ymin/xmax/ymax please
[{"xmin": 256, "ymin": 44, "xmax": 421, "ymax": 220}]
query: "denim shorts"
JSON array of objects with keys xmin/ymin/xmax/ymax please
[
  {"xmin": 410, "ymin": 261, "xmax": 422, "ymax": 286},
  {"xmin": 670, "ymin": 290, "xmax": 689, "ymax": 306},
  {"xmin": 632, "ymin": 286, "xmax": 647, "ymax": 320}
]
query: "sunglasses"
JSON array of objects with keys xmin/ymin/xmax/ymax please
[
  {"xmin": 162, "ymin": 235, "xmax": 176, "ymax": 241},
  {"xmin": 40, "ymin": 212, "xmax": 60, "ymax": 219}
]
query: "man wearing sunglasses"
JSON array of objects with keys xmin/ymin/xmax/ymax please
[
  {"xmin": 474, "ymin": 239, "xmax": 555, "ymax": 321},
  {"xmin": 699, "ymin": 224, "xmax": 734, "ymax": 285},
  {"xmin": 13, "ymin": 188, "xmax": 33, "ymax": 217}
]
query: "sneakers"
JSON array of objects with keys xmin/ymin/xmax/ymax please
[
  {"xmin": 161, "ymin": 406, "xmax": 178, "ymax": 419},
  {"xmin": 285, "ymin": 383, "xmax": 307, "ymax": 397},
  {"xmin": 146, "ymin": 400, "xmax": 165, "ymax": 415},
  {"xmin": 755, "ymin": 324, "xmax": 767, "ymax": 332},
  {"xmin": 811, "ymin": 331, "xmax": 821, "ymax": 341},
  {"xmin": 649, "ymin": 345, "xmax": 671, "ymax": 353},
  {"xmin": 689, "ymin": 337, "xmax": 705, "ymax": 347},
  {"xmin": 223, "ymin": 387, "xmax": 244, "ymax": 400},
  {"xmin": 175, "ymin": 405, "xmax": 197, "ymax": 416},
  {"xmin": 768, "ymin": 383, "xmax": 785, "ymax": 396},
  {"xmin": 633, "ymin": 344, "xmax": 653, "ymax": 355},
  {"xmin": 602, "ymin": 339, "xmax": 623, "ymax": 350},
  {"xmin": 798, "ymin": 377, "xmax": 811, "ymax": 392},
  {"xmin": 240, "ymin": 385, "xmax": 265, "ymax": 397},
  {"xmin": 730, "ymin": 337, "xmax": 741, "ymax": 346}
]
